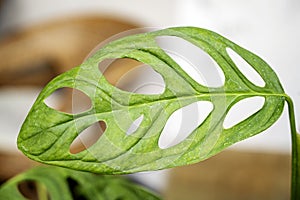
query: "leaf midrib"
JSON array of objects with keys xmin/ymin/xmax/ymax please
[{"xmin": 20, "ymin": 89, "xmax": 286, "ymax": 144}]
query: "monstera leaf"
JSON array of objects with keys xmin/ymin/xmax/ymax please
[
  {"xmin": 0, "ymin": 166, "xmax": 160, "ymax": 200},
  {"xmin": 17, "ymin": 27, "xmax": 299, "ymax": 197}
]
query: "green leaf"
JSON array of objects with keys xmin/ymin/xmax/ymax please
[
  {"xmin": 0, "ymin": 166, "xmax": 161, "ymax": 200},
  {"xmin": 18, "ymin": 27, "xmax": 286, "ymax": 174}
]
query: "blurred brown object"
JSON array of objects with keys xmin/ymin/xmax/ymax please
[
  {"xmin": 0, "ymin": 15, "xmax": 139, "ymax": 86},
  {"xmin": 165, "ymin": 150, "xmax": 290, "ymax": 200},
  {"xmin": 0, "ymin": 152, "xmax": 36, "ymax": 184}
]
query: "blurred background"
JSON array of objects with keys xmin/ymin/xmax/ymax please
[{"xmin": 0, "ymin": 0, "xmax": 299, "ymax": 199}]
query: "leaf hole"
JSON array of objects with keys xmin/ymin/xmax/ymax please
[
  {"xmin": 66, "ymin": 177, "xmax": 87, "ymax": 200},
  {"xmin": 70, "ymin": 121, "xmax": 106, "ymax": 154},
  {"xmin": 226, "ymin": 48, "xmax": 266, "ymax": 87},
  {"xmin": 158, "ymin": 101, "xmax": 213, "ymax": 149},
  {"xmin": 99, "ymin": 58, "xmax": 165, "ymax": 94},
  {"xmin": 126, "ymin": 115, "xmax": 144, "ymax": 135},
  {"xmin": 18, "ymin": 180, "xmax": 50, "ymax": 200},
  {"xmin": 223, "ymin": 96, "xmax": 265, "ymax": 129},
  {"xmin": 44, "ymin": 87, "xmax": 92, "ymax": 114},
  {"xmin": 156, "ymin": 36, "xmax": 225, "ymax": 87}
]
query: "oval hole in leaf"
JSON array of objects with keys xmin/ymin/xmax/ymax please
[
  {"xmin": 66, "ymin": 177, "xmax": 87, "ymax": 199},
  {"xmin": 223, "ymin": 96, "xmax": 265, "ymax": 129},
  {"xmin": 127, "ymin": 115, "xmax": 144, "ymax": 135},
  {"xmin": 99, "ymin": 58, "xmax": 140, "ymax": 85},
  {"xmin": 44, "ymin": 87, "xmax": 92, "ymax": 114},
  {"xmin": 117, "ymin": 64, "xmax": 165, "ymax": 94},
  {"xmin": 156, "ymin": 36, "xmax": 225, "ymax": 87},
  {"xmin": 158, "ymin": 101, "xmax": 213, "ymax": 149},
  {"xmin": 70, "ymin": 121, "xmax": 106, "ymax": 154},
  {"xmin": 226, "ymin": 48, "xmax": 265, "ymax": 87},
  {"xmin": 18, "ymin": 180, "xmax": 50, "ymax": 200},
  {"xmin": 99, "ymin": 58, "xmax": 165, "ymax": 94}
]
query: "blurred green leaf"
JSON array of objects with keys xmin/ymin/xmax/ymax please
[{"xmin": 0, "ymin": 166, "xmax": 160, "ymax": 200}]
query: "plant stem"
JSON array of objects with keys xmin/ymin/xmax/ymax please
[{"xmin": 285, "ymin": 96, "xmax": 300, "ymax": 199}]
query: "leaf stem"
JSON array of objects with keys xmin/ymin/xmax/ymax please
[{"xmin": 285, "ymin": 96, "xmax": 300, "ymax": 199}]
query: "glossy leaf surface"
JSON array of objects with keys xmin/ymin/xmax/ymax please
[{"xmin": 18, "ymin": 27, "xmax": 286, "ymax": 174}]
